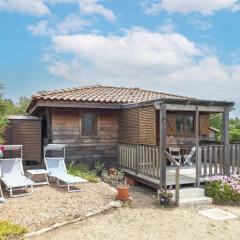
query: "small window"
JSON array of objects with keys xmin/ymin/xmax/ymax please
[
  {"xmin": 176, "ymin": 114, "xmax": 194, "ymax": 135},
  {"xmin": 82, "ymin": 112, "xmax": 97, "ymax": 136}
]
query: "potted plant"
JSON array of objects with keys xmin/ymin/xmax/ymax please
[
  {"xmin": 158, "ymin": 187, "xmax": 173, "ymax": 206},
  {"xmin": 95, "ymin": 160, "xmax": 105, "ymax": 176},
  {"xmin": 115, "ymin": 170, "xmax": 129, "ymax": 201}
]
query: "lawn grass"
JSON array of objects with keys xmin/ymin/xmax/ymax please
[
  {"xmin": 0, "ymin": 220, "xmax": 27, "ymax": 240},
  {"xmin": 67, "ymin": 163, "xmax": 100, "ymax": 183}
]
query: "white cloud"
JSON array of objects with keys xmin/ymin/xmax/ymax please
[
  {"xmin": 189, "ymin": 18, "xmax": 212, "ymax": 31},
  {"xmin": 79, "ymin": 0, "xmax": 116, "ymax": 22},
  {"xmin": 157, "ymin": 18, "xmax": 175, "ymax": 33},
  {"xmin": 56, "ymin": 14, "xmax": 89, "ymax": 34},
  {"xmin": 142, "ymin": 0, "xmax": 240, "ymax": 15},
  {"xmin": 44, "ymin": 28, "xmax": 240, "ymax": 115},
  {"xmin": 27, "ymin": 20, "xmax": 51, "ymax": 36},
  {"xmin": 27, "ymin": 14, "xmax": 89, "ymax": 36},
  {"xmin": 0, "ymin": 0, "xmax": 50, "ymax": 16}
]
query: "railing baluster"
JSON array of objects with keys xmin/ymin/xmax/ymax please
[
  {"xmin": 220, "ymin": 145, "xmax": 223, "ymax": 175},
  {"xmin": 232, "ymin": 145, "xmax": 236, "ymax": 174},
  {"xmin": 203, "ymin": 147, "xmax": 207, "ymax": 177},
  {"xmin": 237, "ymin": 145, "xmax": 240, "ymax": 174},
  {"xmin": 214, "ymin": 146, "xmax": 218, "ymax": 175},
  {"xmin": 209, "ymin": 146, "xmax": 212, "ymax": 176}
]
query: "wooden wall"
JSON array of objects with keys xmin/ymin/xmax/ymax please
[
  {"xmin": 118, "ymin": 106, "xmax": 156, "ymax": 145},
  {"xmin": 4, "ymin": 118, "xmax": 42, "ymax": 162},
  {"xmin": 51, "ymin": 108, "xmax": 118, "ymax": 167},
  {"xmin": 119, "ymin": 108, "xmax": 211, "ymax": 147}
]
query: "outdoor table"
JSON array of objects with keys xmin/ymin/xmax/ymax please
[{"xmin": 27, "ymin": 169, "xmax": 49, "ymax": 186}]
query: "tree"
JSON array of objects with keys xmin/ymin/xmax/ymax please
[
  {"xmin": 209, "ymin": 114, "xmax": 222, "ymax": 141},
  {"xmin": 210, "ymin": 114, "xmax": 240, "ymax": 143},
  {"xmin": 3, "ymin": 96, "xmax": 30, "ymax": 116},
  {"xmin": 0, "ymin": 84, "xmax": 8, "ymax": 143}
]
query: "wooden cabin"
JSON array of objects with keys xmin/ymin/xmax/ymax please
[{"xmin": 27, "ymin": 85, "xmax": 237, "ymax": 191}]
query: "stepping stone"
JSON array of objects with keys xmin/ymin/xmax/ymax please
[{"xmin": 198, "ymin": 208, "xmax": 238, "ymax": 220}]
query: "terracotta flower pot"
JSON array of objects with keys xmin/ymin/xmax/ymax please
[{"xmin": 116, "ymin": 185, "xmax": 129, "ymax": 201}]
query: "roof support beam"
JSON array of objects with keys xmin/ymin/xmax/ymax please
[
  {"xmin": 166, "ymin": 104, "xmax": 225, "ymax": 112},
  {"xmin": 159, "ymin": 103, "xmax": 167, "ymax": 188}
]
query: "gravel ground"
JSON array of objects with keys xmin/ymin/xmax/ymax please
[
  {"xmin": 31, "ymin": 186, "xmax": 240, "ymax": 240},
  {"xmin": 0, "ymin": 182, "xmax": 116, "ymax": 231}
]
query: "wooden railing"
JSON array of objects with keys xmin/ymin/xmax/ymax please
[
  {"xmin": 118, "ymin": 144, "xmax": 160, "ymax": 180},
  {"xmin": 199, "ymin": 144, "xmax": 240, "ymax": 177},
  {"xmin": 119, "ymin": 143, "xmax": 240, "ymax": 190}
]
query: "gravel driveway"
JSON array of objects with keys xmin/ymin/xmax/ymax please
[
  {"xmin": 0, "ymin": 182, "xmax": 115, "ymax": 231},
  {"xmin": 31, "ymin": 186, "xmax": 240, "ymax": 240}
]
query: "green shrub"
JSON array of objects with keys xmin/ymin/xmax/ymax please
[
  {"xmin": 205, "ymin": 176, "xmax": 240, "ymax": 204},
  {"xmin": 67, "ymin": 163, "xmax": 100, "ymax": 183},
  {"xmin": 0, "ymin": 220, "xmax": 27, "ymax": 240}
]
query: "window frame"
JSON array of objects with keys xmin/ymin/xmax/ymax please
[
  {"xmin": 175, "ymin": 113, "xmax": 195, "ymax": 136},
  {"xmin": 81, "ymin": 111, "xmax": 98, "ymax": 137}
]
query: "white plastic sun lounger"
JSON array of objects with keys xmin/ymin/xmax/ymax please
[
  {"xmin": 44, "ymin": 144, "xmax": 88, "ymax": 192},
  {"xmin": 0, "ymin": 145, "xmax": 34, "ymax": 197},
  {"xmin": 45, "ymin": 157, "xmax": 89, "ymax": 192},
  {"xmin": 0, "ymin": 158, "xmax": 34, "ymax": 197}
]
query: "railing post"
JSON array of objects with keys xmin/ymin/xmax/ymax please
[
  {"xmin": 159, "ymin": 103, "xmax": 167, "ymax": 188},
  {"xmin": 223, "ymin": 107, "xmax": 230, "ymax": 176},
  {"xmin": 195, "ymin": 106, "xmax": 200, "ymax": 187}
]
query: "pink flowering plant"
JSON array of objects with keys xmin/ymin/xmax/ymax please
[{"xmin": 205, "ymin": 175, "xmax": 240, "ymax": 204}]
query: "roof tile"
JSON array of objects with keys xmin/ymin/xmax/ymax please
[{"xmin": 33, "ymin": 85, "xmax": 192, "ymax": 104}]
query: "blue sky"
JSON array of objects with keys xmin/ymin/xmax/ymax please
[{"xmin": 0, "ymin": 0, "xmax": 240, "ymax": 116}]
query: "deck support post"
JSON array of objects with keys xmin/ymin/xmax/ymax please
[
  {"xmin": 195, "ymin": 106, "xmax": 200, "ymax": 187},
  {"xmin": 223, "ymin": 107, "xmax": 230, "ymax": 176},
  {"xmin": 159, "ymin": 103, "xmax": 167, "ymax": 188}
]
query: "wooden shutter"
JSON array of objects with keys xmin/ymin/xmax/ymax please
[
  {"xmin": 167, "ymin": 113, "xmax": 176, "ymax": 136},
  {"xmin": 199, "ymin": 113, "xmax": 210, "ymax": 135}
]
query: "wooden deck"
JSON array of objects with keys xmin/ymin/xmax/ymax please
[
  {"xmin": 123, "ymin": 165, "xmax": 207, "ymax": 188},
  {"xmin": 118, "ymin": 143, "xmax": 240, "ymax": 188}
]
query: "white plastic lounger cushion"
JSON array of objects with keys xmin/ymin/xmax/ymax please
[
  {"xmin": 1, "ymin": 175, "xmax": 34, "ymax": 188},
  {"xmin": 49, "ymin": 173, "xmax": 89, "ymax": 184}
]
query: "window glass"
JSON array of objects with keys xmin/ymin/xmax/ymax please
[
  {"xmin": 186, "ymin": 116, "xmax": 194, "ymax": 133},
  {"xmin": 176, "ymin": 116, "xmax": 184, "ymax": 133},
  {"xmin": 82, "ymin": 112, "xmax": 97, "ymax": 136}
]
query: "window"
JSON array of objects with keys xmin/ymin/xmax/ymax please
[
  {"xmin": 82, "ymin": 112, "xmax": 97, "ymax": 136},
  {"xmin": 176, "ymin": 114, "xmax": 194, "ymax": 135}
]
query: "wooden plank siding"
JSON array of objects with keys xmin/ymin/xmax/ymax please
[
  {"xmin": 118, "ymin": 106, "xmax": 156, "ymax": 145},
  {"xmin": 51, "ymin": 108, "xmax": 118, "ymax": 167},
  {"xmin": 119, "ymin": 107, "xmax": 212, "ymax": 147},
  {"xmin": 139, "ymin": 106, "xmax": 156, "ymax": 145},
  {"xmin": 4, "ymin": 118, "xmax": 42, "ymax": 162}
]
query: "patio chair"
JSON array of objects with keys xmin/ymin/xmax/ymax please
[
  {"xmin": 169, "ymin": 147, "xmax": 182, "ymax": 165},
  {"xmin": 183, "ymin": 147, "xmax": 196, "ymax": 166},
  {"xmin": 44, "ymin": 157, "xmax": 89, "ymax": 192},
  {"xmin": 0, "ymin": 158, "xmax": 34, "ymax": 197}
]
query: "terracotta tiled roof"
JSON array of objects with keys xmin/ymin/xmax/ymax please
[{"xmin": 32, "ymin": 85, "xmax": 193, "ymax": 104}]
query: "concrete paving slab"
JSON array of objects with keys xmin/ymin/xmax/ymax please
[{"xmin": 198, "ymin": 208, "xmax": 238, "ymax": 221}]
